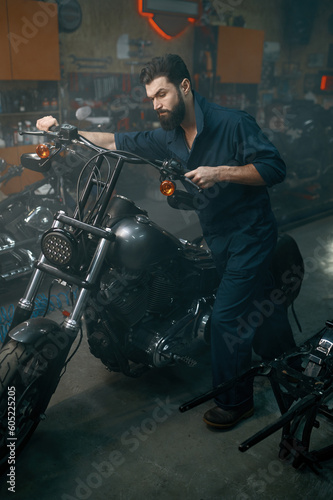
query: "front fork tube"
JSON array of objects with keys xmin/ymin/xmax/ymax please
[
  {"xmin": 9, "ymin": 261, "xmax": 47, "ymax": 330},
  {"xmin": 62, "ymin": 228, "xmax": 113, "ymax": 336},
  {"xmin": 9, "ymin": 216, "xmax": 66, "ymax": 330}
]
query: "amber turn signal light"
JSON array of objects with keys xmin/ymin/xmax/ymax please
[
  {"xmin": 36, "ymin": 144, "xmax": 50, "ymax": 159},
  {"xmin": 160, "ymin": 180, "xmax": 175, "ymax": 196}
]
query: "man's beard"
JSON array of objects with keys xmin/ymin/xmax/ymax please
[{"xmin": 157, "ymin": 92, "xmax": 185, "ymax": 131}]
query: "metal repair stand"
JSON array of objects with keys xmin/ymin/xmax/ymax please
[{"xmin": 179, "ymin": 324, "xmax": 333, "ymax": 473}]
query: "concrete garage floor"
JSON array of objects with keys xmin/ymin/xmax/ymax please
[{"xmin": 1, "ymin": 206, "xmax": 333, "ymax": 500}]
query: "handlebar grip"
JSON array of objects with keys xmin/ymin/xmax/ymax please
[
  {"xmin": 20, "ymin": 130, "xmax": 45, "ymax": 136},
  {"xmin": 49, "ymin": 125, "xmax": 60, "ymax": 133}
]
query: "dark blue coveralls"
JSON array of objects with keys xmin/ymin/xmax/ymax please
[{"xmin": 115, "ymin": 91, "xmax": 296, "ymax": 410}]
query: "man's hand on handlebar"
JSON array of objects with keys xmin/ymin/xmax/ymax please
[
  {"xmin": 36, "ymin": 116, "xmax": 59, "ymax": 132},
  {"xmin": 36, "ymin": 115, "xmax": 117, "ymax": 150}
]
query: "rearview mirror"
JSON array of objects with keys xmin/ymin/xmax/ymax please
[{"xmin": 76, "ymin": 106, "xmax": 92, "ymax": 121}]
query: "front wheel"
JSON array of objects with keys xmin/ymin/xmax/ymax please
[{"xmin": 0, "ymin": 339, "xmax": 64, "ymax": 475}]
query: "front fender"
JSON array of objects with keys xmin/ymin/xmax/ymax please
[{"xmin": 9, "ymin": 317, "xmax": 65, "ymax": 345}]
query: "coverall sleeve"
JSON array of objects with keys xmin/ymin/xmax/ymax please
[
  {"xmin": 233, "ymin": 114, "xmax": 286, "ymax": 187},
  {"xmin": 115, "ymin": 129, "xmax": 168, "ymax": 161}
]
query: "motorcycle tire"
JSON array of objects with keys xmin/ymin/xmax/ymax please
[{"xmin": 0, "ymin": 339, "xmax": 63, "ymax": 475}]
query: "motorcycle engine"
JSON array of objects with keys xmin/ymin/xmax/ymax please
[
  {"xmin": 88, "ymin": 261, "xmax": 213, "ymax": 372},
  {"xmin": 99, "ymin": 265, "xmax": 180, "ymax": 327}
]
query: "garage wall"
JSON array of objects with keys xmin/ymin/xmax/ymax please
[{"xmin": 59, "ymin": 0, "xmax": 195, "ymax": 76}]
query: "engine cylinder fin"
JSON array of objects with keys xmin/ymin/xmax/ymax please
[
  {"xmin": 147, "ymin": 270, "xmax": 178, "ymax": 313},
  {"xmin": 100, "ymin": 269, "xmax": 149, "ymax": 327}
]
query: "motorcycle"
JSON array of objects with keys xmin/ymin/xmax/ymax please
[
  {"xmin": 0, "ymin": 123, "xmax": 304, "ymax": 473},
  {"xmin": 264, "ymin": 101, "xmax": 333, "ymax": 225},
  {"xmin": 0, "ymin": 153, "xmax": 78, "ymax": 288}
]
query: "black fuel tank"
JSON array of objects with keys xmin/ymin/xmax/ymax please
[
  {"xmin": 107, "ymin": 195, "xmax": 147, "ymax": 219},
  {"xmin": 106, "ymin": 214, "xmax": 182, "ymax": 270}
]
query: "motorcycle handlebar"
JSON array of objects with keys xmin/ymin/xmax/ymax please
[
  {"xmin": 0, "ymin": 165, "xmax": 24, "ymax": 185},
  {"xmin": 21, "ymin": 123, "xmax": 202, "ymax": 192}
]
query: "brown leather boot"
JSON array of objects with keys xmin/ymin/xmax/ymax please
[{"xmin": 203, "ymin": 401, "xmax": 254, "ymax": 429}]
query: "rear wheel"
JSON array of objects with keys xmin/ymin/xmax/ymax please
[{"xmin": 0, "ymin": 339, "xmax": 64, "ymax": 475}]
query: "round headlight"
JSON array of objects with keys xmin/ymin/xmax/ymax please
[{"xmin": 41, "ymin": 229, "xmax": 77, "ymax": 267}]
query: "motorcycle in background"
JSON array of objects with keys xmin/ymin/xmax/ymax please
[
  {"xmin": 0, "ymin": 150, "xmax": 81, "ymax": 288},
  {"xmin": 264, "ymin": 101, "xmax": 333, "ymax": 225}
]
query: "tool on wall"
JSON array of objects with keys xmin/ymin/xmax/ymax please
[
  {"xmin": 69, "ymin": 55, "xmax": 113, "ymax": 72},
  {"xmin": 76, "ymin": 63, "xmax": 107, "ymax": 71},
  {"xmin": 69, "ymin": 55, "xmax": 113, "ymax": 65}
]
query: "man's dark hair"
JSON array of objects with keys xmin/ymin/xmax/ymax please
[{"xmin": 140, "ymin": 54, "xmax": 192, "ymax": 88}]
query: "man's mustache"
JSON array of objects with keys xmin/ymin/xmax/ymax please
[{"xmin": 157, "ymin": 109, "xmax": 170, "ymax": 116}]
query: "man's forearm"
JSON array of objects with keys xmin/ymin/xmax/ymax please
[
  {"xmin": 79, "ymin": 130, "xmax": 116, "ymax": 150},
  {"xmin": 185, "ymin": 163, "xmax": 266, "ymax": 189},
  {"xmin": 217, "ymin": 164, "xmax": 266, "ymax": 186}
]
